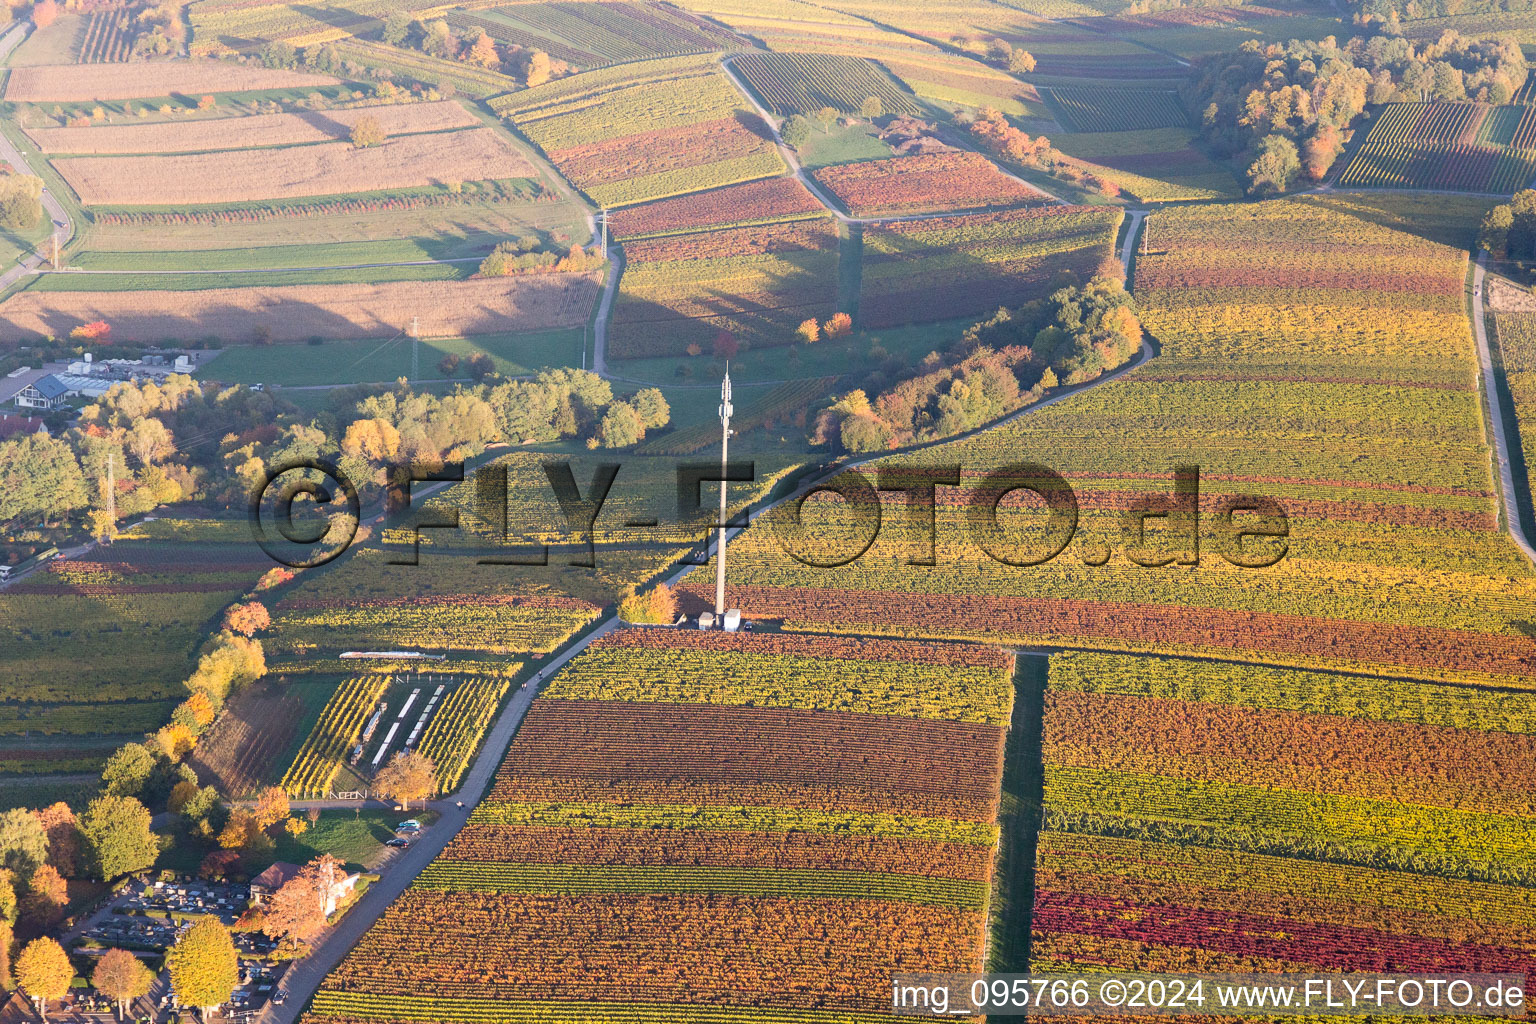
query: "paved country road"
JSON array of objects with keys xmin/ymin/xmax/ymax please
[
  {"xmin": 258, "ymin": 618, "xmax": 619, "ymax": 1024},
  {"xmin": 254, "ymin": 209, "xmax": 1155, "ymax": 1024},
  {"xmin": 1472, "ymin": 252, "xmax": 1536, "ymax": 566},
  {"xmin": 0, "ymin": 23, "xmax": 74, "ymax": 294}
]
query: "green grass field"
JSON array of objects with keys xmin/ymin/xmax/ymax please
[
  {"xmin": 200, "ymin": 329, "xmax": 588, "ymax": 387},
  {"xmin": 796, "ymin": 123, "xmax": 895, "ymax": 169},
  {"xmin": 82, "ymin": 199, "xmax": 591, "ymax": 254},
  {"xmin": 8, "ymin": 13, "xmax": 87, "ymax": 65},
  {"xmin": 74, "ymin": 239, "xmax": 493, "ymax": 271},
  {"xmin": 612, "ymin": 313, "xmax": 981, "ymax": 387}
]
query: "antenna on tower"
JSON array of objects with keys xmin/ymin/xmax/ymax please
[
  {"xmin": 596, "ymin": 209, "xmax": 608, "ymax": 254},
  {"xmin": 105, "ymin": 454, "xmax": 115, "ymax": 543},
  {"xmin": 714, "ymin": 364, "xmax": 733, "ymax": 618}
]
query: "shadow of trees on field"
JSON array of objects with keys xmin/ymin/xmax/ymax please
[{"xmin": 2, "ymin": 299, "xmax": 381, "ymax": 347}]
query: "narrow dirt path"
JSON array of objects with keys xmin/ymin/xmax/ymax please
[{"xmin": 719, "ymin": 54, "xmax": 1065, "ymax": 220}]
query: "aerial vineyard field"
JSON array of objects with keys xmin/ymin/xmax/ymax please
[
  {"xmin": 0, "ymin": 273, "xmax": 599, "ymax": 343},
  {"xmin": 684, "ymin": 197, "xmax": 1536, "ymax": 685},
  {"xmin": 77, "ymin": 8, "xmax": 132, "ymax": 63},
  {"xmin": 188, "ymin": 0, "xmax": 412, "ymax": 54},
  {"xmin": 52, "ymin": 127, "xmax": 536, "ymax": 206},
  {"xmin": 449, "ymin": 1, "xmax": 740, "ymax": 70},
  {"xmin": 0, "ymin": 531, "xmax": 270, "ymax": 777},
  {"xmin": 299, "ymin": 629, "xmax": 1011, "ymax": 1021},
  {"xmin": 413, "ymin": 677, "xmax": 513, "ymax": 793},
  {"xmin": 731, "ymin": 52, "xmax": 919, "ymax": 116},
  {"xmin": 1030, "ymin": 647, "xmax": 1536, "ymax": 980},
  {"xmin": 334, "ymin": 40, "xmax": 520, "ymax": 98},
  {"xmin": 269, "ymin": 594, "xmax": 600, "ymax": 657},
  {"xmin": 634, "ymin": 375, "xmax": 838, "ymax": 454},
  {"xmin": 1051, "ymin": 126, "xmax": 1241, "ymax": 201},
  {"xmin": 813, "ymin": 152, "xmax": 1045, "ymax": 217},
  {"xmin": 860, "ymin": 204, "xmax": 1121, "ymax": 327},
  {"xmin": 4, "ymin": 60, "xmax": 340, "ymax": 102},
  {"xmin": 25, "ymin": 100, "xmax": 480, "ymax": 155},
  {"xmin": 281, "ymin": 675, "xmax": 393, "ymax": 799},
  {"xmin": 1044, "ymin": 86, "xmax": 1188, "ymax": 132},
  {"xmin": 883, "ymin": 57, "xmax": 1051, "ymax": 120},
  {"xmin": 608, "ymin": 177, "xmax": 824, "ymax": 238},
  {"xmin": 609, "ymin": 218, "xmax": 839, "ymax": 358},
  {"xmin": 1339, "ymin": 102, "xmax": 1536, "ymax": 194},
  {"xmin": 508, "ymin": 67, "xmax": 784, "ymax": 207}
]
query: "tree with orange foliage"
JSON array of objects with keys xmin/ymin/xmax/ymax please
[
  {"xmin": 30, "ymin": 0, "xmax": 57, "ymax": 28},
  {"xmin": 222, "ymin": 601, "xmax": 270, "ymax": 637},
  {"xmin": 795, "ymin": 319, "xmax": 819, "ymax": 344},
  {"xmin": 822, "ymin": 313, "xmax": 852, "ymax": 338},
  {"xmin": 32, "ymin": 803, "xmax": 78, "ymax": 878},
  {"xmin": 69, "ymin": 321, "xmax": 110, "ymax": 342},
  {"xmin": 467, "ymin": 31, "xmax": 499, "ymax": 69},
  {"xmin": 251, "ymin": 787, "xmax": 289, "ymax": 832},
  {"xmin": 21, "ymin": 865, "xmax": 66, "ymax": 927}
]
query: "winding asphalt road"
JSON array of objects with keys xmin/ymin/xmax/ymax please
[
  {"xmin": 0, "ymin": 23, "xmax": 73, "ymax": 292},
  {"xmin": 1472, "ymin": 252, "xmax": 1536, "ymax": 565},
  {"xmin": 257, "ymin": 619, "xmax": 619, "ymax": 1024},
  {"xmin": 254, "ymin": 207, "xmax": 1154, "ymax": 1024}
]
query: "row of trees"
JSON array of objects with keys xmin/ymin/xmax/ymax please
[
  {"xmin": 1190, "ymin": 31, "xmax": 1528, "ymax": 194},
  {"xmin": 815, "ymin": 273, "xmax": 1140, "ymax": 453},
  {"xmin": 379, "ymin": 13, "xmax": 563, "ymax": 86},
  {"xmin": 9, "ymin": 913, "xmax": 235, "ymax": 1021},
  {"xmin": 0, "ymin": 372, "xmax": 278, "ymax": 536},
  {"xmin": 1349, "ymin": 0, "xmax": 1535, "ymax": 24},
  {"xmin": 966, "ymin": 108, "xmax": 1120, "ymax": 196},
  {"xmin": 0, "ymin": 360, "xmax": 673, "ymax": 537}
]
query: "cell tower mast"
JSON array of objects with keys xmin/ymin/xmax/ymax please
[
  {"xmin": 409, "ymin": 316, "xmax": 419, "ymax": 381},
  {"xmin": 714, "ymin": 365, "xmax": 733, "ymax": 618},
  {"xmin": 105, "ymin": 454, "xmax": 115, "ymax": 543}
]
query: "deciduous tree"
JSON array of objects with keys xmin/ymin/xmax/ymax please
[
  {"xmin": 92, "ymin": 947, "xmax": 154, "ymax": 1020},
  {"xmin": 79, "ymin": 795, "xmax": 158, "ymax": 881},
  {"xmin": 374, "ymin": 751, "xmax": 436, "ymax": 809},
  {"xmin": 166, "ymin": 918, "xmax": 238, "ymax": 1021},
  {"xmin": 349, "ymin": 115, "xmax": 385, "ymax": 148},
  {"xmin": 252, "ymin": 787, "xmax": 290, "ymax": 832},
  {"xmin": 21, "ymin": 865, "xmax": 66, "ymax": 927},
  {"xmin": 262, "ymin": 855, "xmax": 343, "ymax": 945},
  {"xmin": 101, "ymin": 743, "xmax": 156, "ymax": 798},
  {"xmin": 1246, "ymin": 134, "xmax": 1299, "ymax": 195},
  {"xmin": 222, "ymin": 601, "xmax": 271, "ymax": 637},
  {"xmin": 0, "ymin": 810, "xmax": 47, "ymax": 880},
  {"xmin": 15, "ymin": 937, "xmax": 70, "ymax": 1021},
  {"xmin": 32, "ymin": 803, "xmax": 79, "ymax": 879}
]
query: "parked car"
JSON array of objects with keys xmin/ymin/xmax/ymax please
[
  {"xmin": 396, "ymin": 819, "xmax": 421, "ymax": 831},
  {"xmin": 385, "ymin": 838, "xmax": 409, "ymax": 848}
]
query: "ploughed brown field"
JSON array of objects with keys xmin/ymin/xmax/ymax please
[
  {"xmin": 0, "ymin": 274, "xmax": 601, "ymax": 342},
  {"xmin": 25, "ymin": 100, "xmax": 480, "ymax": 154},
  {"xmin": 5, "ymin": 61, "xmax": 341, "ymax": 102},
  {"xmin": 54, "ymin": 127, "xmax": 536, "ymax": 205}
]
